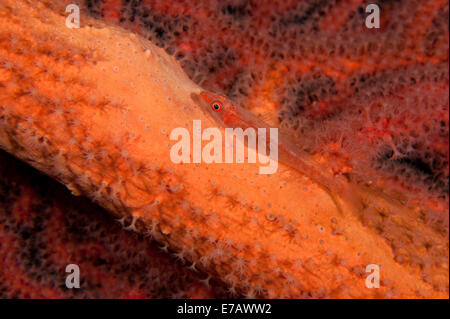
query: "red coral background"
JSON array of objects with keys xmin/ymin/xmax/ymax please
[{"xmin": 0, "ymin": 0, "xmax": 448, "ymax": 298}]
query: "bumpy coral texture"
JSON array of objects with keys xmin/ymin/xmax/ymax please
[{"xmin": 0, "ymin": 0, "xmax": 448, "ymax": 298}]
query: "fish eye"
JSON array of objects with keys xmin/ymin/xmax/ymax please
[{"xmin": 211, "ymin": 101, "xmax": 222, "ymax": 112}]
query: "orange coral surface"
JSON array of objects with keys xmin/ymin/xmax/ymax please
[{"xmin": 0, "ymin": 0, "xmax": 448, "ymax": 298}]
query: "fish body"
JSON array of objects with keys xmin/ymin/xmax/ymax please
[{"xmin": 191, "ymin": 91, "xmax": 361, "ymax": 214}]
